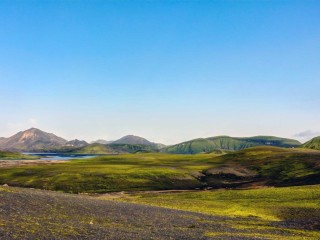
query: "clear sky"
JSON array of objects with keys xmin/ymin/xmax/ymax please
[{"xmin": 0, "ymin": 0, "xmax": 319, "ymax": 144}]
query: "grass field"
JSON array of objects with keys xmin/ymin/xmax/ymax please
[
  {"xmin": 0, "ymin": 153, "xmax": 221, "ymax": 193},
  {"xmin": 0, "ymin": 147, "xmax": 319, "ymax": 193},
  {"xmin": 115, "ymin": 185, "xmax": 320, "ymax": 221}
]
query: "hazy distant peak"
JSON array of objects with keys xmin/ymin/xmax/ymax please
[
  {"xmin": 65, "ymin": 139, "xmax": 88, "ymax": 147},
  {"xmin": 91, "ymin": 139, "xmax": 114, "ymax": 145},
  {"xmin": 112, "ymin": 135, "xmax": 165, "ymax": 149},
  {"xmin": 113, "ymin": 135, "xmax": 153, "ymax": 145}
]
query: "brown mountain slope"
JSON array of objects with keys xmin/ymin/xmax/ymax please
[{"xmin": 0, "ymin": 128, "xmax": 67, "ymax": 152}]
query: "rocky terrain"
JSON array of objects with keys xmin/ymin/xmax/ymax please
[{"xmin": 1, "ymin": 186, "xmax": 318, "ymax": 240}]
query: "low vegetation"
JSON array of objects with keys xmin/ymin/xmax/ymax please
[
  {"xmin": 0, "ymin": 153, "xmax": 220, "ymax": 193},
  {"xmin": 116, "ymin": 184, "xmax": 320, "ymax": 223},
  {"xmin": 0, "ymin": 147, "xmax": 319, "ymax": 193},
  {"xmin": 2, "ymin": 184, "xmax": 319, "ymax": 239},
  {"xmin": 3, "ymin": 186, "xmax": 320, "ymax": 239},
  {"xmin": 1, "ymin": 146, "xmax": 320, "ymax": 239}
]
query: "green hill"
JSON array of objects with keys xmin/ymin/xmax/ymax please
[
  {"xmin": 162, "ymin": 136, "xmax": 301, "ymax": 154},
  {"xmin": 302, "ymin": 136, "xmax": 320, "ymax": 150},
  {"xmin": 202, "ymin": 146, "xmax": 320, "ymax": 188}
]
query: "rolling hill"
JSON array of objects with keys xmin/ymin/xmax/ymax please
[
  {"xmin": 202, "ymin": 146, "xmax": 320, "ymax": 188},
  {"xmin": 302, "ymin": 136, "xmax": 320, "ymax": 150},
  {"xmin": 162, "ymin": 136, "xmax": 301, "ymax": 154}
]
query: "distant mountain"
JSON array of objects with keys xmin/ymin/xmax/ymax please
[
  {"xmin": 0, "ymin": 128, "xmax": 67, "ymax": 152},
  {"xmin": 72, "ymin": 143, "xmax": 158, "ymax": 154},
  {"xmin": 154, "ymin": 143, "xmax": 166, "ymax": 149},
  {"xmin": 112, "ymin": 135, "xmax": 165, "ymax": 149},
  {"xmin": 72, "ymin": 143, "xmax": 120, "ymax": 154},
  {"xmin": 91, "ymin": 139, "xmax": 113, "ymax": 145},
  {"xmin": 113, "ymin": 135, "xmax": 153, "ymax": 145},
  {"xmin": 65, "ymin": 139, "xmax": 88, "ymax": 148},
  {"xmin": 302, "ymin": 136, "xmax": 320, "ymax": 150},
  {"xmin": 161, "ymin": 136, "xmax": 301, "ymax": 154}
]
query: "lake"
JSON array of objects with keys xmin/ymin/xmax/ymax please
[{"xmin": 24, "ymin": 153, "xmax": 100, "ymax": 161}]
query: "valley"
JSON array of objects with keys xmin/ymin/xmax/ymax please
[
  {"xmin": 1, "ymin": 146, "xmax": 319, "ymax": 193},
  {"xmin": 1, "ymin": 128, "xmax": 320, "ymax": 239}
]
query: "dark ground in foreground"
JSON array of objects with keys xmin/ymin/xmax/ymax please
[{"xmin": 0, "ymin": 187, "xmax": 318, "ymax": 240}]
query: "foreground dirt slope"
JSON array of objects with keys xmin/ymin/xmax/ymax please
[{"xmin": 0, "ymin": 186, "xmax": 317, "ymax": 240}]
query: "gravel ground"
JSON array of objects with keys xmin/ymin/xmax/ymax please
[{"xmin": 0, "ymin": 186, "xmax": 315, "ymax": 240}]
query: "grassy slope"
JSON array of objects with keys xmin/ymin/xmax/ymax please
[
  {"xmin": 0, "ymin": 151, "xmax": 37, "ymax": 160},
  {"xmin": 303, "ymin": 136, "xmax": 320, "ymax": 150},
  {"xmin": 162, "ymin": 136, "xmax": 301, "ymax": 154},
  {"xmin": 208, "ymin": 146, "xmax": 320, "ymax": 187},
  {"xmin": 116, "ymin": 185, "xmax": 320, "ymax": 239},
  {"xmin": 116, "ymin": 185, "xmax": 320, "ymax": 237},
  {"xmin": 0, "ymin": 147, "xmax": 319, "ymax": 193}
]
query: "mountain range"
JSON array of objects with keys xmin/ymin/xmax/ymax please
[
  {"xmin": 0, "ymin": 128, "xmax": 165, "ymax": 153},
  {"xmin": 0, "ymin": 128, "xmax": 319, "ymax": 153}
]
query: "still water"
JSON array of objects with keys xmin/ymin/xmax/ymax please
[{"xmin": 24, "ymin": 153, "xmax": 99, "ymax": 160}]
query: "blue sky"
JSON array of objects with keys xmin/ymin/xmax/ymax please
[{"xmin": 0, "ymin": 0, "xmax": 319, "ymax": 144}]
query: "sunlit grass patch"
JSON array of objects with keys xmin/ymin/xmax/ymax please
[{"xmin": 117, "ymin": 185, "xmax": 320, "ymax": 222}]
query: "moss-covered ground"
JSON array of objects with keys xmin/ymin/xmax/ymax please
[{"xmin": 0, "ymin": 147, "xmax": 320, "ymax": 193}]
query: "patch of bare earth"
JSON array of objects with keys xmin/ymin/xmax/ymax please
[{"xmin": 0, "ymin": 160, "xmax": 67, "ymax": 168}]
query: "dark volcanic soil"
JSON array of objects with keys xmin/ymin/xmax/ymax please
[{"xmin": 0, "ymin": 187, "xmax": 312, "ymax": 239}]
